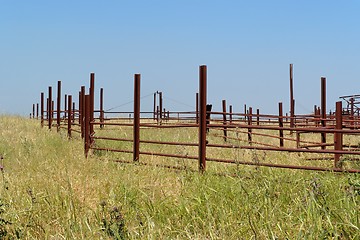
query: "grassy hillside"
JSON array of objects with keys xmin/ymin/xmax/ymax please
[{"xmin": 0, "ymin": 116, "xmax": 359, "ymax": 239}]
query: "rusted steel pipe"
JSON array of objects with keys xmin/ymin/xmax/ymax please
[
  {"xmin": 321, "ymin": 77, "xmax": 326, "ymax": 149},
  {"xmin": 279, "ymin": 102, "xmax": 284, "ymax": 147},
  {"xmin": 334, "ymin": 101, "xmax": 343, "ymax": 168},
  {"xmin": 64, "ymin": 94, "xmax": 67, "ymax": 119},
  {"xmin": 159, "ymin": 91, "xmax": 163, "ymax": 123},
  {"xmin": 89, "ymin": 73, "xmax": 95, "ymax": 141},
  {"xmin": 199, "ymin": 65, "xmax": 207, "ymax": 172},
  {"xmin": 84, "ymin": 94, "xmax": 91, "ymax": 157},
  {"xmin": 100, "ymin": 88, "xmax": 104, "ymax": 128},
  {"xmin": 36, "ymin": 103, "xmax": 39, "ymax": 119},
  {"xmin": 222, "ymin": 99, "xmax": 227, "ymax": 142},
  {"xmin": 68, "ymin": 95, "xmax": 72, "ymax": 138},
  {"xmin": 153, "ymin": 92, "xmax": 156, "ymax": 121},
  {"xmin": 133, "ymin": 74, "xmax": 141, "ymax": 162},
  {"xmin": 205, "ymin": 157, "xmax": 360, "ymax": 173},
  {"xmin": 48, "ymin": 86, "xmax": 52, "ymax": 130},
  {"xmin": 248, "ymin": 107, "xmax": 252, "ymax": 144},
  {"xmin": 81, "ymin": 86, "xmax": 85, "ymax": 138},
  {"xmin": 57, "ymin": 80, "xmax": 61, "ymax": 132},
  {"xmin": 196, "ymin": 92, "xmax": 199, "ymax": 124},
  {"xmin": 290, "ymin": 64, "xmax": 295, "ymax": 130},
  {"xmin": 40, "ymin": 92, "xmax": 44, "ymax": 127}
]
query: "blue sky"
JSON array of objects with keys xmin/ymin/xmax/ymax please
[{"xmin": 1, "ymin": 1, "xmax": 359, "ymax": 115}]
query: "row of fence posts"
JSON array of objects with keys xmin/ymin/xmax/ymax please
[{"xmin": 33, "ymin": 65, "xmax": 347, "ymax": 171}]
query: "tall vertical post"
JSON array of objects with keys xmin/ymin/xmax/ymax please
[
  {"xmin": 229, "ymin": 105, "xmax": 233, "ymax": 124},
  {"xmin": 68, "ymin": 95, "xmax": 72, "ymax": 138},
  {"xmin": 89, "ymin": 73, "xmax": 95, "ymax": 138},
  {"xmin": 52, "ymin": 101, "xmax": 54, "ymax": 119},
  {"xmin": 199, "ymin": 65, "xmax": 207, "ymax": 172},
  {"xmin": 36, "ymin": 103, "xmax": 39, "ymax": 119},
  {"xmin": 256, "ymin": 108, "xmax": 260, "ymax": 125},
  {"xmin": 159, "ymin": 92, "xmax": 163, "ymax": 123},
  {"xmin": 80, "ymin": 86, "xmax": 85, "ymax": 138},
  {"xmin": 222, "ymin": 100, "xmax": 227, "ymax": 142},
  {"xmin": 57, "ymin": 81, "xmax": 61, "ymax": 132},
  {"xmin": 196, "ymin": 92, "xmax": 199, "ymax": 124},
  {"xmin": 279, "ymin": 102, "xmax": 284, "ymax": 147},
  {"xmin": 334, "ymin": 101, "xmax": 343, "ymax": 168},
  {"xmin": 72, "ymin": 102, "xmax": 75, "ymax": 122},
  {"xmin": 290, "ymin": 64, "xmax": 295, "ymax": 131},
  {"xmin": 350, "ymin": 97, "xmax": 354, "ymax": 129},
  {"xmin": 248, "ymin": 107, "xmax": 252, "ymax": 144},
  {"xmin": 133, "ymin": 74, "xmax": 141, "ymax": 162},
  {"xmin": 153, "ymin": 92, "xmax": 156, "ymax": 121},
  {"xmin": 100, "ymin": 88, "xmax": 104, "ymax": 128},
  {"xmin": 40, "ymin": 92, "xmax": 44, "ymax": 127},
  {"xmin": 48, "ymin": 86, "xmax": 52, "ymax": 130},
  {"xmin": 64, "ymin": 94, "xmax": 67, "ymax": 119},
  {"xmin": 321, "ymin": 77, "xmax": 326, "ymax": 149},
  {"xmin": 244, "ymin": 104, "xmax": 247, "ymax": 122},
  {"xmin": 84, "ymin": 95, "xmax": 90, "ymax": 157},
  {"xmin": 32, "ymin": 104, "xmax": 35, "ymax": 119}
]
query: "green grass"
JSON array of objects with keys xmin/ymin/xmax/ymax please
[{"xmin": 0, "ymin": 115, "xmax": 359, "ymax": 239}]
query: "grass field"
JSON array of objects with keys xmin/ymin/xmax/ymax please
[{"xmin": 0, "ymin": 115, "xmax": 359, "ymax": 239}]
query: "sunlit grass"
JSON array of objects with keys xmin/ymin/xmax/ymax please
[{"xmin": 0, "ymin": 116, "xmax": 359, "ymax": 239}]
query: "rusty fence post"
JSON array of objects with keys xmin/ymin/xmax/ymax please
[
  {"xmin": 334, "ymin": 101, "xmax": 343, "ymax": 168},
  {"xmin": 68, "ymin": 95, "xmax": 72, "ymax": 138},
  {"xmin": 133, "ymin": 74, "xmax": 141, "ymax": 162},
  {"xmin": 248, "ymin": 107, "xmax": 252, "ymax": 145},
  {"xmin": 290, "ymin": 63, "xmax": 295, "ymax": 132},
  {"xmin": 279, "ymin": 102, "xmax": 284, "ymax": 147},
  {"xmin": 32, "ymin": 104, "xmax": 35, "ymax": 119},
  {"xmin": 40, "ymin": 92, "xmax": 44, "ymax": 127},
  {"xmin": 81, "ymin": 86, "xmax": 85, "ymax": 138},
  {"xmin": 222, "ymin": 100, "xmax": 227, "ymax": 142},
  {"xmin": 36, "ymin": 103, "xmax": 39, "ymax": 119},
  {"xmin": 57, "ymin": 80, "xmax": 61, "ymax": 132},
  {"xmin": 196, "ymin": 92, "xmax": 199, "ymax": 124},
  {"xmin": 321, "ymin": 77, "xmax": 326, "ymax": 149},
  {"xmin": 72, "ymin": 102, "xmax": 75, "ymax": 123},
  {"xmin": 199, "ymin": 65, "xmax": 207, "ymax": 172},
  {"xmin": 256, "ymin": 108, "xmax": 260, "ymax": 126},
  {"xmin": 159, "ymin": 91, "xmax": 163, "ymax": 124},
  {"xmin": 100, "ymin": 87, "xmax": 104, "ymax": 129},
  {"xmin": 153, "ymin": 92, "xmax": 156, "ymax": 121},
  {"xmin": 350, "ymin": 97, "xmax": 354, "ymax": 129},
  {"xmin": 229, "ymin": 105, "xmax": 233, "ymax": 124},
  {"xmin": 244, "ymin": 104, "xmax": 247, "ymax": 123},
  {"xmin": 64, "ymin": 94, "xmax": 67, "ymax": 119},
  {"xmin": 52, "ymin": 101, "xmax": 54, "ymax": 119},
  {"xmin": 84, "ymin": 94, "xmax": 91, "ymax": 157},
  {"xmin": 89, "ymin": 73, "xmax": 95, "ymax": 139},
  {"xmin": 48, "ymin": 86, "xmax": 52, "ymax": 130},
  {"xmin": 78, "ymin": 91, "xmax": 81, "ymax": 124}
]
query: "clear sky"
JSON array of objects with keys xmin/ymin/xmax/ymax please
[{"xmin": 1, "ymin": 1, "xmax": 359, "ymax": 116}]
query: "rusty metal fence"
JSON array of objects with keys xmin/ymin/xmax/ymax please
[{"xmin": 33, "ymin": 65, "xmax": 360, "ymax": 173}]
